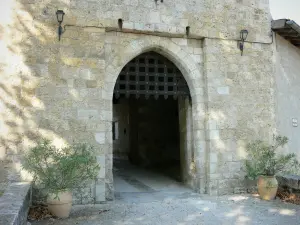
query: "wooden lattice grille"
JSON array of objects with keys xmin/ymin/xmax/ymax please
[{"xmin": 113, "ymin": 52, "xmax": 190, "ymax": 100}]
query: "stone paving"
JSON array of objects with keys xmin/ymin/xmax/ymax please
[
  {"xmin": 31, "ymin": 161, "xmax": 300, "ymax": 225},
  {"xmin": 0, "ymin": 162, "xmax": 10, "ymax": 197}
]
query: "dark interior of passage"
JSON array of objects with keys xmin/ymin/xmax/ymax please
[{"xmin": 113, "ymin": 51, "xmax": 190, "ymax": 181}]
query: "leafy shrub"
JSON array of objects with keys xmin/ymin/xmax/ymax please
[
  {"xmin": 245, "ymin": 136, "xmax": 300, "ymax": 180},
  {"xmin": 22, "ymin": 139, "xmax": 100, "ymax": 195}
]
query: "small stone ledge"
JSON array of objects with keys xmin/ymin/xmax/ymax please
[
  {"xmin": 277, "ymin": 175, "xmax": 300, "ymax": 192},
  {"xmin": 0, "ymin": 182, "xmax": 31, "ymax": 225}
]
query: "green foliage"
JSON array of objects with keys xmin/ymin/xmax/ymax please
[
  {"xmin": 22, "ymin": 139, "xmax": 100, "ymax": 195},
  {"xmin": 245, "ymin": 136, "xmax": 300, "ymax": 180}
]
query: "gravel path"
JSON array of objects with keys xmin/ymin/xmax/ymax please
[
  {"xmin": 31, "ymin": 161, "xmax": 300, "ymax": 225},
  {"xmin": 31, "ymin": 193, "xmax": 300, "ymax": 225}
]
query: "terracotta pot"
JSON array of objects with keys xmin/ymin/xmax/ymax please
[
  {"xmin": 257, "ymin": 176, "xmax": 278, "ymax": 200},
  {"xmin": 47, "ymin": 191, "xmax": 72, "ymax": 218}
]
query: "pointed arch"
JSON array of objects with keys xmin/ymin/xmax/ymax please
[
  {"xmin": 104, "ymin": 36, "xmax": 207, "ymax": 194},
  {"xmin": 104, "ymin": 37, "xmax": 204, "ymax": 103}
]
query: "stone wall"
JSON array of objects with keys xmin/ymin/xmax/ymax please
[
  {"xmin": 35, "ymin": 0, "xmax": 271, "ymax": 42},
  {"xmin": 274, "ymin": 35, "xmax": 300, "ymax": 160},
  {"xmin": 113, "ymin": 98, "xmax": 130, "ymax": 159},
  {"xmin": 178, "ymin": 97, "xmax": 197, "ymax": 189},
  {"xmin": 203, "ymin": 38, "xmax": 276, "ymax": 195},
  {"xmin": 0, "ymin": 0, "xmax": 275, "ymax": 202}
]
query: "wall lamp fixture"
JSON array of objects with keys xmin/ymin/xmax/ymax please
[
  {"xmin": 56, "ymin": 10, "xmax": 65, "ymax": 41},
  {"xmin": 239, "ymin": 29, "xmax": 248, "ymax": 56}
]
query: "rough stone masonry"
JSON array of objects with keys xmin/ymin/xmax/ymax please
[{"xmin": 0, "ymin": 0, "xmax": 278, "ymax": 204}]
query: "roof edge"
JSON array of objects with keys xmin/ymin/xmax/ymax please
[
  {"xmin": 272, "ymin": 19, "xmax": 300, "ymax": 48},
  {"xmin": 286, "ymin": 20, "xmax": 300, "ymax": 35}
]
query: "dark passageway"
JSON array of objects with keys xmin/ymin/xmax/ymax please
[
  {"xmin": 112, "ymin": 51, "xmax": 192, "ymax": 198},
  {"xmin": 113, "ymin": 97, "xmax": 181, "ymax": 181}
]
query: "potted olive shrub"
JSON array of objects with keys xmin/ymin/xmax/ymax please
[
  {"xmin": 22, "ymin": 139, "xmax": 100, "ymax": 218},
  {"xmin": 245, "ymin": 136, "xmax": 300, "ymax": 200}
]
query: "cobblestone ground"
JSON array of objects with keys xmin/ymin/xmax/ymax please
[{"xmin": 31, "ymin": 161, "xmax": 300, "ymax": 225}]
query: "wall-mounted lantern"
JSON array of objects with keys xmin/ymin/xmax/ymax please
[
  {"xmin": 56, "ymin": 10, "xmax": 65, "ymax": 41},
  {"xmin": 118, "ymin": 19, "xmax": 123, "ymax": 30},
  {"xmin": 239, "ymin": 29, "xmax": 248, "ymax": 56},
  {"xmin": 186, "ymin": 26, "xmax": 190, "ymax": 36},
  {"xmin": 155, "ymin": 0, "xmax": 163, "ymax": 4}
]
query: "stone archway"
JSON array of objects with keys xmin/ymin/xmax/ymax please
[{"xmin": 104, "ymin": 36, "xmax": 207, "ymax": 197}]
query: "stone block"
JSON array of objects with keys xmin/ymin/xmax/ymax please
[
  {"xmin": 97, "ymin": 155, "xmax": 106, "ymax": 178},
  {"xmin": 86, "ymin": 80, "xmax": 98, "ymax": 88},
  {"xmin": 209, "ymin": 163, "xmax": 218, "ymax": 174},
  {"xmin": 194, "ymin": 48, "xmax": 202, "ymax": 54},
  {"xmin": 217, "ymin": 86, "xmax": 230, "ymax": 95},
  {"xmin": 105, "ymin": 183, "xmax": 114, "ymax": 201},
  {"xmin": 210, "ymin": 153, "xmax": 218, "ymax": 163},
  {"xmin": 95, "ymin": 133, "xmax": 106, "ymax": 144},
  {"xmin": 144, "ymin": 23, "xmax": 155, "ymax": 31},
  {"xmin": 194, "ymin": 130, "xmax": 205, "ymax": 141},
  {"xmin": 149, "ymin": 11, "xmax": 160, "ymax": 23},
  {"xmin": 78, "ymin": 109, "xmax": 99, "ymax": 120},
  {"xmin": 218, "ymin": 180, "xmax": 234, "ymax": 195},
  {"xmin": 171, "ymin": 38, "xmax": 188, "ymax": 46},
  {"xmin": 95, "ymin": 183, "xmax": 106, "ymax": 202},
  {"xmin": 208, "ymin": 180, "xmax": 219, "ymax": 195},
  {"xmin": 191, "ymin": 54, "xmax": 202, "ymax": 63},
  {"xmin": 210, "ymin": 173, "xmax": 221, "ymax": 180},
  {"xmin": 78, "ymin": 69, "xmax": 95, "ymax": 80},
  {"xmin": 208, "ymin": 120, "xmax": 217, "ymax": 130},
  {"xmin": 62, "ymin": 57, "xmax": 83, "ymax": 67},
  {"xmin": 277, "ymin": 175, "xmax": 300, "ymax": 191},
  {"xmin": 234, "ymin": 187, "xmax": 246, "ymax": 194},
  {"xmin": 123, "ymin": 22, "xmax": 134, "ymax": 29},
  {"xmin": 228, "ymin": 162, "xmax": 241, "ymax": 173},
  {"xmin": 85, "ymin": 59, "xmax": 101, "ymax": 69},
  {"xmin": 134, "ymin": 23, "xmax": 144, "ymax": 30},
  {"xmin": 209, "ymin": 130, "xmax": 220, "ymax": 140}
]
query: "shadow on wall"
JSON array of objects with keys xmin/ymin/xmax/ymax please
[
  {"xmin": 0, "ymin": 0, "xmax": 275, "ymax": 198},
  {"xmin": 0, "ymin": 0, "xmax": 81, "ymax": 187}
]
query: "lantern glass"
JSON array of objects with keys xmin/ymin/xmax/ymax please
[
  {"xmin": 240, "ymin": 30, "xmax": 248, "ymax": 41},
  {"xmin": 56, "ymin": 10, "xmax": 65, "ymax": 23}
]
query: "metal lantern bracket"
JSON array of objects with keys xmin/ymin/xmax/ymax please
[
  {"xmin": 239, "ymin": 29, "xmax": 248, "ymax": 56},
  {"xmin": 56, "ymin": 10, "xmax": 65, "ymax": 41}
]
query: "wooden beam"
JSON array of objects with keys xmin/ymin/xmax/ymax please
[
  {"xmin": 291, "ymin": 41, "xmax": 300, "ymax": 44},
  {"xmin": 284, "ymin": 36, "xmax": 300, "ymax": 40},
  {"xmin": 272, "ymin": 19, "xmax": 300, "ymax": 48},
  {"xmin": 277, "ymin": 30, "xmax": 298, "ymax": 36},
  {"xmin": 291, "ymin": 41, "xmax": 300, "ymax": 46},
  {"xmin": 273, "ymin": 27, "xmax": 292, "ymax": 32}
]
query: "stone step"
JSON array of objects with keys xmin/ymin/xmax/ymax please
[
  {"xmin": 277, "ymin": 175, "xmax": 300, "ymax": 191},
  {"xmin": 0, "ymin": 182, "xmax": 31, "ymax": 225}
]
